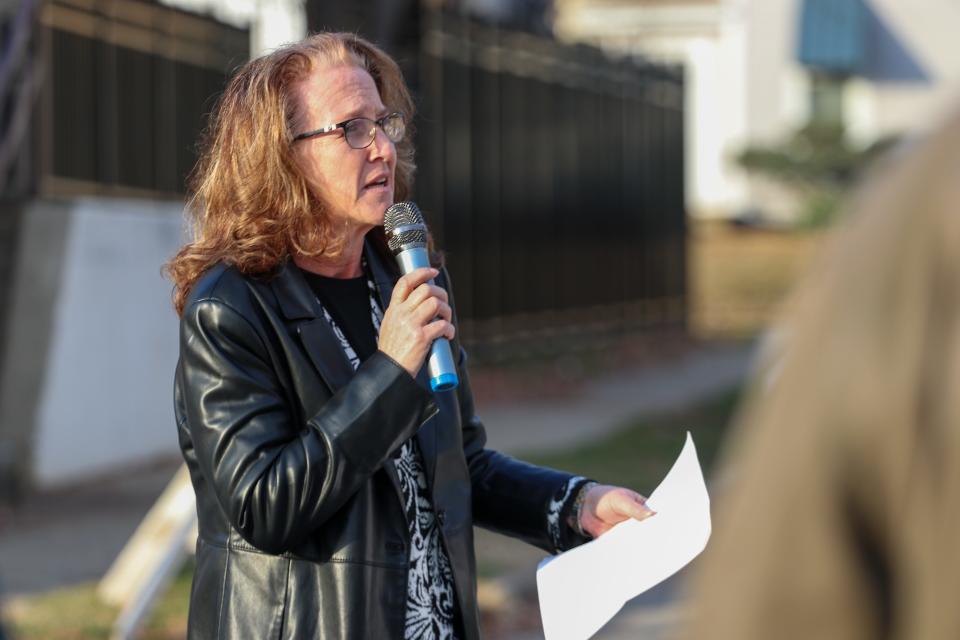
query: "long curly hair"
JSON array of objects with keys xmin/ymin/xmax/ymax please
[{"xmin": 166, "ymin": 32, "xmax": 416, "ymax": 315}]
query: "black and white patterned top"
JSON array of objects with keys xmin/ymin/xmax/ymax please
[{"xmin": 316, "ymin": 273, "xmax": 458, "ymax": 640}]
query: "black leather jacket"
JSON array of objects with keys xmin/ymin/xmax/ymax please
[{"xmin": 174, "ymin": 242, "xmax": 584, "ymax": 639}]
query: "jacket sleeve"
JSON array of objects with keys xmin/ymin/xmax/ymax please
[
  {"xmin": 435, "ymin": 268, "xmax": 590, "ymax": 554},
  {"xmin": 179, "ymin": 296, "xmax": 437, "ymax": 554},
  {"xmin": 457, "ymin": 350, "xmax": 591, "ymax": 553}
]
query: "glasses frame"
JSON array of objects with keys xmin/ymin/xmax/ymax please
[{"xmin": 292, "ymin": 112, "xmax": 405, "ymax": 148}]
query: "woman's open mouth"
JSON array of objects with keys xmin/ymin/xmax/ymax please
[{"xmin": 364, "ymin": 176, "xmax": 390, "ymax": 191}]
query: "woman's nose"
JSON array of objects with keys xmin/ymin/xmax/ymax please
[{"xmin": 368, "ymin": 125, "xmax": 396, "ymax": 163}]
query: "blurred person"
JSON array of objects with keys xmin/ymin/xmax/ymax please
[
  {"xmin": 166, "ymin": 32, "xmax": 654, "ymax": 640},
  {"xmin": 680, "ymin": 106, "xmax": 960, "ymax": 640}
]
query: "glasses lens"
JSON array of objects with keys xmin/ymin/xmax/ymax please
[
  {"xmin": 382, "ymin": 113, "xmax": 405, "ymax": 143},
  {"xmin": 344, "ymin": 119, "xmax": 376, "ymax": 149}
]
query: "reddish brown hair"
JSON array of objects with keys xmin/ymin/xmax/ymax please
[{"xmin": 165, "ymin": 32, "xmax": 415, "ymax": 314}]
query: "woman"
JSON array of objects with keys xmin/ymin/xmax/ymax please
[
  {"xmin": 168, "ymin": 32, "xmax": 653, "ymax": 640},
  {"xmin": 681, "ymin": 108, "xmax": 960, "ymax": 638}
]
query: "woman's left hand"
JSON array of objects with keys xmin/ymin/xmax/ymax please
[{"xmin": 580, "ymin": 484, "xmax": 656, "ymax": 538}]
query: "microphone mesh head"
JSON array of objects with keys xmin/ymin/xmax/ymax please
[
  {"xmin": 384, "ymin": 201, "xmax": 425, "ymax": 232},
  {"xmin": 384, "ymin": 202, "xmax": 428, "ymax": 254}
]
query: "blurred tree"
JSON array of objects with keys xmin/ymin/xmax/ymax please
[{"xmin": 736, "ymin": 124, "xmax": 899, "ymax": 228}]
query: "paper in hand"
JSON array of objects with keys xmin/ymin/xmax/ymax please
[{"xmin": 536, "ymin": 431, "xmax": 711, "ymax": 640}]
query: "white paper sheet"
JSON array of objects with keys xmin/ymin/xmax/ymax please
[{"xmin": 536, "ymin": 431, "xmax": 711, "ymax": 640}]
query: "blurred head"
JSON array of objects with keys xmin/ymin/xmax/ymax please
[
  {"xmin": 166, "ymin": 32, "xmax": 415, "ymax": 315},
  {"xmin": 684, "ymin": 106, "xmax": 960, "ymax": 638}
]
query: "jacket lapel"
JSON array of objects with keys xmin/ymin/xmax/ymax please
[
  {"xmin": 272, "ymin": 256, "xmax": 410, "ymax": 504},
  {"xmin": 274, "ymin": 246, "xmax": 440, "ymax": 495},
  {"xmin": 365, "ymin": 243, "xmax": 439, "ymax": 490},
  {"xmin": 415, "ymin": 370, "xmax": 439, "ymax": 491},
  {"xmin": 270, "ymin": 261, "xmax": 355, "ymax": 394},
  {"xmin": 363, "ymin": 240, "xmax": 396, "ymax": 314},
  {"xmin": 297, "ymin": 319, "xmax": 356, "ymax": 393}
]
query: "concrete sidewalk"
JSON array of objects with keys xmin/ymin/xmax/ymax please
[
  {"xmin": 481, "ymin": 340, "xmax": 754, "ymax": 456},
  {"xmin": 0, "ymin": 338, "xmax": 756, "ymax": 636}
]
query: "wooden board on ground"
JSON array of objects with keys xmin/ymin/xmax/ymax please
[{"xmin": 98, "ymin": 463, "xmax": 196, "ymax": 640}]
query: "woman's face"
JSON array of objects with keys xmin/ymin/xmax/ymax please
[{"xmin": 292, "ymin": 64, "xmax": 398, "ymax": 236}]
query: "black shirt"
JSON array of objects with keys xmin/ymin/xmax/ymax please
[{"xmin": 300, "ymin": 269, "xmax": 378, "ymax": 361}]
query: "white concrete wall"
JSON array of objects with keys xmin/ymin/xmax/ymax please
[
  {"xmin": 700, "ymin": 4, "xmax": 749, "ymax": 216},
  {"xmin": 742, "ymin": 0, "xmax": 808, "ymax": 143},
  {"xmin": 668, "ymin": 21, "xmax": 750, "ymax": 217},
  {"xmin": 31, "ymin": 199, "xmax": 185, "ymax": 486}
]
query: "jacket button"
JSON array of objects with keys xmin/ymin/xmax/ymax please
[{"xmin": 436, "ymin": 509, "xmax": 446, "ymax": 526}]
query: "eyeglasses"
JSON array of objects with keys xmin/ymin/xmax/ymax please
[{"xmin": 292, "ymin": 112, "xmax": 406, "ymax": 149}]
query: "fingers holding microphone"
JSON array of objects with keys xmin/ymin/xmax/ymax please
[
  {"xmin": 410, "ymin": 281, "xmax": 454, "ymax": 345},
  {"xmin": 405, "ymin": 280, "xmax": 452, "ymax": 327},
  {"xmin": 378, "ymin": 267, "xmax": 456, "ymax": 378}
]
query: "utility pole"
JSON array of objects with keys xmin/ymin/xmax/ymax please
[{"xmin": 0, "ymin": 0, "xmax": 42, "ymax": 199}]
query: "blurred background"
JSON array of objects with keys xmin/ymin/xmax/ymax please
[{"xmin": 0, "ymin": 0, "xmax": 956, "ymax": 637}]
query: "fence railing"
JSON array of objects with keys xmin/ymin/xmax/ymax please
[
  {"xmin": 12, "ymin": 4, "xmax": 687, "ymax": 360},
  {"xmin": 413, "ymin": 12, "xmax": 687, "ymax": 358},
  {"xmin": 36, "ymin": 0, "xmax": 248, "ymax": 199}
]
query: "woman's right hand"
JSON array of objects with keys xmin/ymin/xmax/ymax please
[{"xmin": 378, "ymin": 267, "xmax": 455, "ymax": 378}]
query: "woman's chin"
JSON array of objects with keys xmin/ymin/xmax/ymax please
[{"xmin": 358, "ymin": 193, "xmax": 394, "ymax": 222}]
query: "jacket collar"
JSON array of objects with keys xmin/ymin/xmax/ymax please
[
  {"xmin": 271, "ymin": 238, "xmax": 398, "ymax": 321},
  {"xmin": 363, "ymin": 238, "xmax": 397, "ymax": 314},
  {"xmin": 272, "ymin": 259, "xmax": 322, "ymax": 321}
]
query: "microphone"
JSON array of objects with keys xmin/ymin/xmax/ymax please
[{"xmin": 384, "ymin": 202, "xmax": 459, "ymax": 392}]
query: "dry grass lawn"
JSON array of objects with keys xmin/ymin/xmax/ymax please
[{"xmin": 688, "ymin": 221, "xmax": 827, "ymax": 339}]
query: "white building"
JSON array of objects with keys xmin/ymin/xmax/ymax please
[{"xmin": 555, "ymin": 0, "xmax": 960, "ymax": 220}]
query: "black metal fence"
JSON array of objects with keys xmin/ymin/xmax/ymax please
[
  {"xmin": 13, "ymin": 2, "xmax": 687, "ymax": 358},
  {"xmin": 37, "ymin": 0, "xmax": 248, "ymax": 198},
  {"xmin": 413, "ymin": 13, "xmax": 686, "ymax": 358}
]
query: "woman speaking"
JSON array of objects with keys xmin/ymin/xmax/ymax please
[{"xmin": 167, "ymin": 32, "xmax": 653, "ymax": 640}]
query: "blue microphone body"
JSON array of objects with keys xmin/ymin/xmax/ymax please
[{"xmin": 384, "ymin": 203, "xmax": 459, "ymax": 392}]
